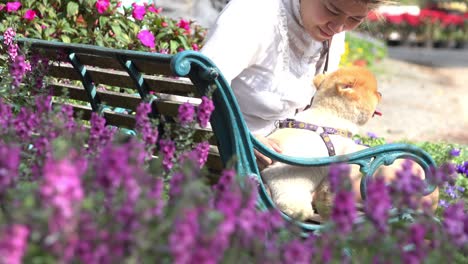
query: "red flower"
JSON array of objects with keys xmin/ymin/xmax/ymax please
[
  {"xmin": 402, "ymin": 13, "xmax": 420, "ymax": 27},
  {"xmin": 177, "ymin": 19, "xmax": 191, "ymax": 31},
  {"xmin": 385, "ymin": 14, "xmax": 404, "ymax": 24},
  {"xmin": 441, "ymin": 14, "xmax": 464, "ymax": 26},
  {"xmin": 23, "ymin": 9, "xmax": 36, "ymax": 21},
  {"xmin": 420, "ymin": 9, "xmax": 445, "ymax": 23}
]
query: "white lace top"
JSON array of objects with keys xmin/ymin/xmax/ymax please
[{"xmin": 201, "ymin": 0, "xmax": 345, "ymax": 136}]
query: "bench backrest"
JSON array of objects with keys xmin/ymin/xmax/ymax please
[{"xmin": 17, "ymin": 38, "xmax": 438, "ymax": 232}]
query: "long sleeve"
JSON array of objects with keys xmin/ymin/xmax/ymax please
[{"xmin": 201, "ymin": 0, "xmax": 279, "ymax": 83}]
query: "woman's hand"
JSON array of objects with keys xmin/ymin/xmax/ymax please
[{"xmin": 254, "ymin": 134, "xmax": 282, "ymax": 171}]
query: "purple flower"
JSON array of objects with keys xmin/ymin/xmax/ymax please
[
  {"xmin": 9, "ymin": 55, "xmax": 30, "ymax": 87},
  {"xmin": 8, "ymin": 43, "xmax": 18, "ymax": 61},
  {"xmin": 444, "ymin": 183, "xmax": 463, "ymax": 199},
  {"xmin": 443, "ymin": 201, "xmax": 467, "ymax": 247},
  {"xmin": 178, "ymin": 102, "xmax": 195, "ymax": 126},
  {"xmin": 184, "ymin": 141, "xmax": 210, "ymax": 168},
  {"xmin": 450, "ymin": 148, "xmax": 461, "ymax": 157},
  {"xmin": 147, "ymin": 177, "xmax": 165, "ymax": 216},
  {"xmin": 390, "ymin": 160, "xmax": 425, "ymax": 209},
  {"xmin": 0, "ymin": 224, "xmax": 29, "ymax": 264},
  {"xmin": 431, "ymin": 163, "xmax": 457, "ymax": 186},
  {"xmin": 328, "ymin": 163, "xmax": 351, "ymax": 193},
  {"xmin": 13, "ymin": 108, "xmax": 38, "ymax": 140},
  {"xmin": 95, "ymin": 145, "xmax": 130, "ymax": 192},
  {"xmin": 40, "ymin": 157, "xmax": 85, "ymax": 234},
  {"xmin": 135, "ymin": 103, "xmax": 158, "ymax": 150},
  {"xmin": 197, "ymin": 96, "xmax": 214, "ymax": 128},
  {"xmin": 365, "ymin": 176, "xmax": 391, "ymax": 233},
  {"xmin": 35, "ymin": 95, "xmax": 52, "ymax": 114},
  {"xmin": 367, "ymin": 131, "xmax": 378, "ymax": 139},
  {"xmin": 331, "ymin": 190, "xmax": 357, "ymax": 234},
  {"xmin": 159, "ymin": 139, "xmax": 176, "ymax": 171},
  {"xmin": 457, "ymin": 161, "xmax": 468, "ymax": 176},
  {"xmin": 59, "ymin": 104, "xmax": 77, "ymax": 132},
  {"xmin": 137, "ymin": 29, "xmax": 155, "ymax": 49},
  {"xmin": 132, "ymin": 3, "xmax": 146, "ymax": 20},
  {"xmin": 402, "ymin": 223, "xmax": 427, "ymax": 264},
  {"xmin": 3, "ymin": 27, "xmax": 15, "ymax": 46},
  {"xmin": 0, "ymin": 99, "xmax": 13, "ymax": 130},
  {"xmin": 213, "ymin": 169, "xmax": 236, "ymax": 193},
  {"xmin": 87, "ymin": 113, "xmax": 115, "ymax": 155},
  {"xmin": 0, "ymin": 143, "xmax": 21, "ymax": 193},
  {"xmin": 282, "ymin": 239, "xmax": 312, "ymax": 264},
  {"xmin": 439, "ymin": 199, "xmax": 449, "ymax": 208},
  {"xmin": 169, "ymin": 208, "xmax": 200, "ymax": 263}
]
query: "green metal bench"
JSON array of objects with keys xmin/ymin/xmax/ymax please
[{"xmin": 18, "ymin": 37, "xmax": 437, "ymax": 231}]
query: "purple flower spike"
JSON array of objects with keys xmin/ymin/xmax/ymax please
[
  {"xmin": 197, "ymin": 96, "xmax": 214, "ymax": 128},
  {"xmin": 0, "ymin": 143, "xmax": 21, "ymax": 193},
  {"xmin": 443, "ymin": 201, "xmax": 467, "ymax": 248},
  {"xmin": 159, "ymin": 139, "xmax": 176, "ymax": 171},
  {"xmin": 0, "ymin": 224, "xmax": 29, "ymax": 264},
  {"xmin": 365, "ymin": 177, "xmax": 392, "ymax": 233},
  {"xmin": 178, "ymin": 102, "xmax": 195, "ymax": 126},
  {"xmin": 328, "ymin": 163, "xmax": 351, "ymax": 193},
  {"xmin": 402, "ymin": 223, "xmax": 427, "ymax": 264},
  {"xmin": 331, "ymin": 190, "xmax": 357, "ymax": 235}
]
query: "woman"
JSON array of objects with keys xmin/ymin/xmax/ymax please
[{"xmin": 201, "ymin": 0, "xmax": 388, "ymax": 166}]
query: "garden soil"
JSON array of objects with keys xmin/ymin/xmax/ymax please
[{"xmin": 359, "ymin": 47, "xmax": 468, "ymax": 145}]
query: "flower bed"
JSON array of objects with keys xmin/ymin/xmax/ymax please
[
  {"xmin": 1, "ymin": 26, "xmax": 468, "ymax": 262},
  {"xmin": 365, "ymin": 6, "xmax": 468, "ymax": 48},
  {"xmin": 0, "ymin": 0, "xmax": 205, "ymax": 54}
]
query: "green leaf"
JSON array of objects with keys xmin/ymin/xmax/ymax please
[
  {"xmin": 110, "ymin": 24, "xmax": 122, "ymax": 38},
  {"xmin": 170, "ymin": 40, "xmax": 179, "ymax": 53},
  {"xmin": 61, "ymin": 35, "xmax": 71, "ymax": 43},
  {"xmin": 177, "ymin": 35, "xmax": 190, "ymax": 50},
  {"xmin": 67, "ymin": 2, "xmax": 79, "ymax": 17},
  {"xmin": 99, "ymin": 16, "xmax": 109, "ymax": 27}
]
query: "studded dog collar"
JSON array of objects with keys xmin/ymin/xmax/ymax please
[{"xmin": 275, "ymin": 118, "xmax": 353, "ymax": 156}]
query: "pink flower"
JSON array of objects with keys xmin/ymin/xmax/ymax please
[
  {"xmin": 177, "ymin": 19, "xmax": 191, "ymax": 31},
  {"xmin": 137, "ymin": 30, "xmax": 155, "ymax": 48},
  {"xmin": 132, "ymin": 3, "xmax": 146, "ymax": 20},
  {"xmin": 192, "ymin": 43, "xmax": 199, "ymax": 51},
  {"xmin": 0, "ymin": 224, "xmax": 29, "ymax": 264},
  {"xmin": 6, "ymin": 2, "xmax": 21, "ymax": 12},
  {"xmin": 95, "ymin": 0, "xmax": 110, "ymax": 14},
  {"xmin": 23, "ymin": 9, "xmax": 36, "ymax": 21},
  {"xmin": 147, "ymin": 4, "xmax": 162, "ymax": 13}
]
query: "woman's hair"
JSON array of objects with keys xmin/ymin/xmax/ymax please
[{"xmin": 359, "ymin": 0, "xmax": 397, "ymax": 10}]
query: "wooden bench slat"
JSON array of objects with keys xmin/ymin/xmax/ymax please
[
  {"xmin": 50, "ymin": 83, "xmax": 203, "ymax": 117},
  {"xmin": 48, "ymin": 63, "xmax": 197, "ymax": 96}
]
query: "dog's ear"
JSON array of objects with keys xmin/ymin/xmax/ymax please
[
  {"xmin": 313, "ymin": 73, "xmax": 326, "ymax": 89},
  {"xmin": 336, "ymin": 81, "xmax": 359, "ymax": 99}
]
